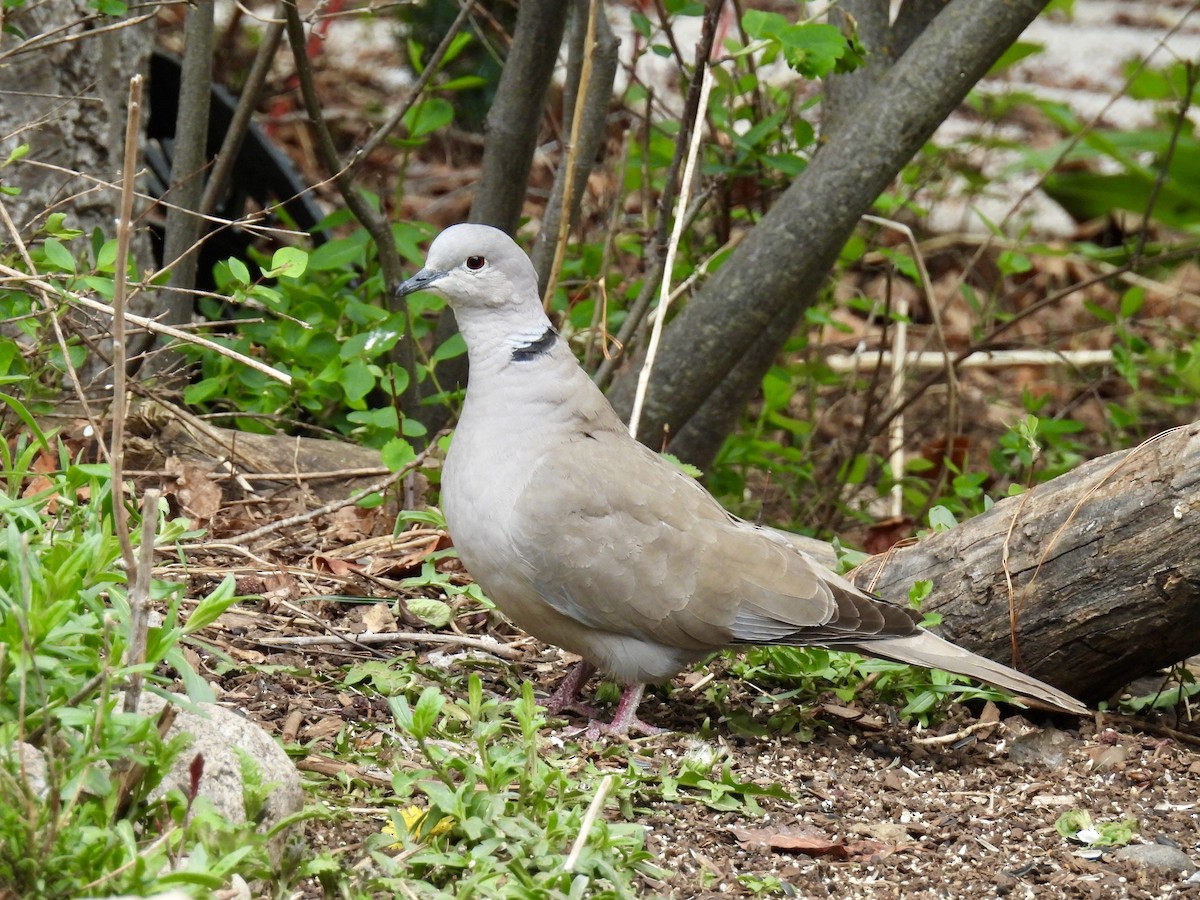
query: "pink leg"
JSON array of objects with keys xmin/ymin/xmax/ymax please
[
  {"xmin": 543, "ymin": 660, "xmax": 598, "ymax": 716},
  {"xmin": 586, "ymin": 682, "xmax": 666, "ymax": 739}
]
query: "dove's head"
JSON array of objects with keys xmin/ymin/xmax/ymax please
[{"xmin": 397, "ymin": 224, "xmax": 540, "ymax": 311}]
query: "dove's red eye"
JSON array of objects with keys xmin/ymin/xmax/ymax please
[{"xmin": 466, "ymin": 256, "xmax": 485, "ymax": 270}]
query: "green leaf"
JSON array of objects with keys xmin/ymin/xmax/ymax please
[
  {"xmin": 741, "ymin": 9, "xmax": 788, "ymax": 40},
  {"xmin": 43, "ymin": 212, "xmax": 81, "ymax": 238},
  {"xmin": 2, "ymin": 143, "xmax": 29, "ymax": 167},
  {"xmin": 263, "ymin": 246, "xmax": 308, "ymax": 279},
  {"xmin": 1119, "ymin": 286, "xmax": 1145, "ymax": 318},
  {"xmin": 430, "ymin": 332, "xmax": 466, "ymax": 364},
  {"xmin": 779, "ymin": 24, "xmax": 855, "ymax": 78},
  {"xmin": 404, "ymin": 98, "xmax": 454, "ymax": 140},
  {"xmin": 340, "ymin": 358, "xmax": 375, "ymax": 403},
  {"xmin": 1092, "ymin": 818, "xmax": 1137, "ymax": 847},
  {"xmin": 411, "ymin": 685, "xmax": 445, "ymax": 738},
  {"xmin": 41, "ymin": 237, "xmax": 76, "ymax": 273},
  {"xmin": 407, "ymin": 597, "xmax": 452, "ymax": 628},
  {"xmin": 839, "ymin": 453, "xmax": 870, "ymax": 485},
  {"xmin": 347, "ymin": 406, "xmax": 399, "ymax": 429},
  {"xmin": 439, "ymin": 31, "xmax": 473, "ymax": 67},
  {"xmin": 95, "ymin": 239, "xmax": 118, "ymax": 273},
  {"xmin": 308, "ymin": 236, "xmax": 366, "ymax": 271},
  {"xmin": 660, "ymin": 452, "xmax": 702, "ymax": 479},
  {"xmin": 987, "ymin": 40, "xmax": 1044, "ymax": 76},
  {"xmin": 928, "ymin": 506, "xmax": 958, "ymax": 532},
  {"xmin": 0, "ymin": 391, "xmax": 49, "ymax": 451},
  {"xmin": 908, "ymin": 580, "xmax": 933, "ymax": 608},
  {"xmin": 399, "ymin": 417, "xmax": 427, "ymax": 438},
  {"xmin": 183, "ymin": 576, "xmax": 240, "ymax": 634},
  {"xmin": 227, "ymin": 257, "xmax": 252, "ymax": 285},
  {"xmin": 381, "ymin": 438, "xmax": 416, "ymax": 472}
]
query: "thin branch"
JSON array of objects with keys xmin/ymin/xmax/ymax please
[
  {"xmin": 112, "ymin": 74, "xmax": 144, "ymax": 576},
  {"xmin": 0, "ymin": 265, "xmax": 294, "ymax": 384},
  {"xmin": 862, "ymin": 215, "xmax": 955, "ymax": 518},
  {"xmin": 200, "ymin": 1, "xmax": 289, "ymax": 219},
  {"xmin": 254, "ymin": 629, "xmax": 525, "ymax": 661},
  {"xmin": 628, "ymin": 59, "xmax": 715, "ymax": 439},
  {"xmin": 565, "ymin": 774, "xmax": 614, "ymax": 871},
  {"xmin": 540, "ymin": 0, "xmax": 600, "ymax": 310},
  {"xmin": 0, "ymin": 12, "xmax": 156, "ymax": 64},
  {"xmin": 282, "ymin": 1, "xmax": 421, "ymax": 423},
  {"xmin": 348, "ymin": 0, "xmax": 480, "ymax": 177},
  {"xmin": 122, "ymin": 488, "xmax": 160, "ymax": 715}
]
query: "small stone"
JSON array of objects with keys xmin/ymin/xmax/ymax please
[
  {"xmin": 1113, "ymin": 843, "xmax": 1198, "ymax": 876},
  {"xmin": 1009, "ymin": 726, "xmax": 1073, "ymax": 769}
]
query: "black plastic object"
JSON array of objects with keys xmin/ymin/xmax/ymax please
[{"xmin": 145, "ymin": 50, "xmax": 327, "ymax": 289}]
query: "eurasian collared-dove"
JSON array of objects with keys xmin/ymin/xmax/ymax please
[{"xmin": 397, "ymin": 224, "xmax": 1088, "ymax": 735}]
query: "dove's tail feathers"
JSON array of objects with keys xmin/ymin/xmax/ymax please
[{"xmin": 851, "ymin": 630, "xmax": 1088, "ymax": 715}]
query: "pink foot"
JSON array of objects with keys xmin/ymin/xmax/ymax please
[
  {"xmin": 543, "ymin": 660, "xmax": 599, "ymax": 718},
  {"xmin": 585, "ymin": 683, "xmax": 666, "ymax": 739}
]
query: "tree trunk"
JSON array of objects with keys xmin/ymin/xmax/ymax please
[
  {"xmin": 852, "ymin": 422, "xmax": 1200, "ymax": 703},
  {"xmin": 424, "ymin": 0, "xmax": 570, "ymax": 428},
  {"xmin": 0, "ymin": 3, "xmax": 155, "ymax": 384},
  {"xmin": 606, "ymin": 0, "xmax": 1051, "ymax": 468}
]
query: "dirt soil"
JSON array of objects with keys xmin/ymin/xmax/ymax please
[
  {"xmin": 169, "ymin": 523, "xmax": 1200, "ymax": 898},
  {"xmin": 146, "ymin": 4, "xmax": 1200, "ymax": 896}
]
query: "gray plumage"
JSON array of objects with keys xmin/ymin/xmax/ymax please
[{"xmin": 397, "ymin": 224, "xmax": 1087, "ymax": 734}]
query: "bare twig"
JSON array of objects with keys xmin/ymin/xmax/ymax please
[
  {"xmin": 111, "ymin": 74, "xmax": 144, "ymax": 575},
  {"xmin": 565, "ymin": 773, "xmax": 614, "ymax": 872},
  {"xmin": 824, "ymin": 349, "xmax": 1115, "ymax": 371},
  {"xmin": 911, "ymin": 719, "xmax": 1006, "ymax": 746},
  {"xmin": 349, "ymin": 0, "xmax": 480, "ymax": 176},
  {"xmin": 862, "ymin": 215, "xmax": 955, "ymax": 519},
  {"xmin": 0, "ymin": 269, "xmax": 293, "ymax": 385},
  {"xmin": 200, "ymin": 0, "xmax": 288, "ymax": 219},
  {"xmin": 122, "ymin": 488, "xmax": 161, "ymax": 715},
  {"xmin": 541, "ymin": 0, "xmax": 600, "ymax": 310},
  {"xmin": 254, "ymin": 630, "xmax": 524, "ymax": 661},
  {"xmin": 0, "ymin": 12, "xmax": 155, "ymax": 64},
  {"xmin": 628, "ymin": 56, "xmax": 714, "ymax": 439}
]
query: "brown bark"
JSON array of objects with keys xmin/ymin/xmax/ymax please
[
  {"xmin": 606, "ymin": 0, "xmax": 1052, "ymax": 469},
  {"xmin": 853, "ymin": 422, "xmax": 1200, "ymax": 704}
]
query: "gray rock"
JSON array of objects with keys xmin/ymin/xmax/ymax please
[
  {"xmin": 128, "ymin": 692, "xmax": 302, "ymax": 862},
  {"xmin": 0, "ymin": 741, "xmax": 48, "ymax": 799},
  {"xmin": 1113, "ymin": 843, "xmax": 1198, "ymax": 876},
  {"xmin": 1008, "ymin": 725, "xmax": 1074, "ymax": 769}
]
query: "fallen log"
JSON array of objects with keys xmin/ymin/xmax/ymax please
[{"xmin": 853, "ymin": 421, "xmax": 1200, "ymax": 703}]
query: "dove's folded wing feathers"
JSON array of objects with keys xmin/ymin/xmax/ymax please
[{"xmin": 510, "ymin": 429, "xmax": 923, "ymax": 659}]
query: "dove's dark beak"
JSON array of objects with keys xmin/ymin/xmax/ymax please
[{"xmin": 396, "ymin": 267, "xmax": 448, "ymax": 298}]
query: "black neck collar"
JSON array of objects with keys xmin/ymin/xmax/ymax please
[{"xmin": 510, "ymin": 326, "xmax": 557, "ymax": 362}]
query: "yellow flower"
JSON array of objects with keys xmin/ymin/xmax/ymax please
[{"xmin": 382, "ymin": 806, "xmax": 454, "ymax": 848}]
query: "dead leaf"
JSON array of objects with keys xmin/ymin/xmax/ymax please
[
  {"xmin": 730, "ymin": 825, "xmax": 845, "ymax": 856},
  {"xmin": 175, "ymin": 464, "xmax": 222, "ymax": 524},
  {"xmin": 1086, "ymin": 745, "xmax": 1128, "ymax": 772},
  {"xmin": 312, "ymin": 554, "xmax": 361, "ymax": 577},
  {"xmin": 304, "ymin": 717, "xmax": 346, "ymax": 739},
  {"xmin": 822, "ymin": 703, "xmax": 885, "ymax": 730},
  {"xmin": 976, "ymin": 701, "xmax": 1001, "ymax": 739},
  {"xmin": 326, "ymin": 505, "xmax": 376, "ymax": 542},
  {"xmin": 360, "ymin": 603, "xmax": 398, "ymax": 634},
  {"xmin": 842, "ymin": 839, "xmax": 897, "ymax": 860}
]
